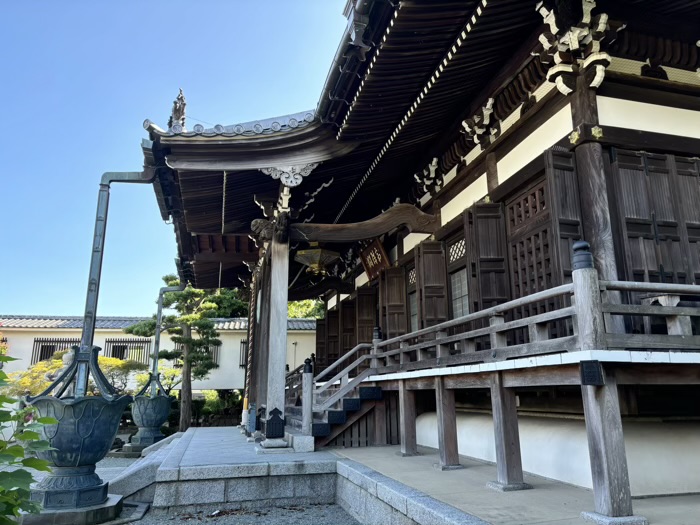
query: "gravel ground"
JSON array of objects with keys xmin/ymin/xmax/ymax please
[{"xmin": 133, "ymin": 504, "xmax": 360, "ymax": 525}]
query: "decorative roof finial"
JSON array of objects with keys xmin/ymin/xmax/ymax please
[{"xmin": 167, "ymin": 88, "xmax": 186, "ymax": 132}]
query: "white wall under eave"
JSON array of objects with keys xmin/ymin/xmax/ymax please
[
  {"xmin": 497, "ymin": 104, "xmax": 573, "ymax": 184},
  {"xmin": 597, "ymin": 96, "xmax": 700, "ymax": 140},
  {"xmin": 440, "ymin": 174, "xmax": 487, "ymax": 226},
  {"xmin": 416, "ymin": 412, "xmax": 700, "ymax": 497},
  {"xmin": 355, "ymin": 272, "xmax": 369, "ymax": 289},
  {"xmin": 402, "ymin": 233, "xmax": 430, "ymax": 256}
]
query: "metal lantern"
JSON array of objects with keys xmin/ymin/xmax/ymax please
[{"xmin": 294, "ymin": 243, "xmax": 340, "ymax": 275}]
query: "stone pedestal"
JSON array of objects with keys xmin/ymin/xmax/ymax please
[
  {"xmin": 31, "ymin": 466, "xmax": 108, "ymax": 509},
  {"xmin": 21, "ymin": 494, "xmax": 123, "ymax": 525}
]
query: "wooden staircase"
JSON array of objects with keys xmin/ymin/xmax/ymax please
[{"xmin": 285, "ymin": 386, "xmax": 382, "ymax": 448}]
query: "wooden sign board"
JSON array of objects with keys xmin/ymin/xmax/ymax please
[{"xmin": 360, "ymin": 239, "xmax": 390, "ymax": 281}]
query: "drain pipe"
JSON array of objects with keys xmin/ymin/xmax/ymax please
[
  {"xmin": 150, "ymin": 284, "xmax": 185, "ymax": 396},
  {"xmin": 74, "ymin": 170, "xmax": 157, "ymax": 398}
]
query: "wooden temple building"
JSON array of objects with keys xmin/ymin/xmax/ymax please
[{"xmin": 143, "ymin": 1, "xmax": 700, "ymax": 522}]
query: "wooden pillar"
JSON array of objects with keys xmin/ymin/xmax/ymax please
[
  {"xmin": 581, "ymin": 368, "xmax": 642, "ymax": 521},
  {"xmin": 574, "ymin": 141, "xmax": 619, "ymax": 283},
  {"xmin": 487, "ymin": 372, "xmax": 530, "ymax": 491},
  {"xmin": 486, "ymin": 152, "xmax": 498, "ymax": 193},
  {"xmin": 262, "ymin": 235, "xmax": 289, "ymax": 444},
  {"xmin": 254, "ymin": 257, "xmax": 271, "ymax": 412},
  {"xmin": 372, "ymin": 399, "xmax": 387, "ymax": 445},
  {"xmin": 573, "ymin": 242, "xmax": 645, "ymax": 523},
  {"xmin": 398, "ymin": 380, "xmax": 417, "ymax": 456},
  {"xmin": 435, "ymin": 376, "xmax": 461, "ymax": 470}
]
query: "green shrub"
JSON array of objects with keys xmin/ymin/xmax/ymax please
[{"xmin": 0, "ymin": 355, "xmax": 57, "ymax": 524}]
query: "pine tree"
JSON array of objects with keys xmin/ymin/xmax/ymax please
[{"xmin": 125, "ymin": 275, "xmax": 247, "ymax": 431}]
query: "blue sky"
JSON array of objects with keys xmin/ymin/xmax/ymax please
[{"xmin": 0, "ymin": 1, "xmax": 347, "ymax": 317}]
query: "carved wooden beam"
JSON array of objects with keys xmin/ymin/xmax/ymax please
[
  {"xmin": 288, "ymin": 277, "xmax": 354, "ymax": 301},
  {"xmin": 289, "ymin": 204, "xmax": 438, "ymax": 243}
]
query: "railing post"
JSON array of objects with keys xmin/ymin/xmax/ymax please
[
  {"xmin": 573, "ymin": 241, "xmax": 646, "ymax": 524},
  {"xmin": 572, "ymin": 241, "xmax": 605, "ymax": 351},
  {"xmin": 489, "ymin": 315, "xmax": 506, "ymax": 356},
  {"xmin": 436, "ymin": 330, "xmax": 450, "ymax": 360},
  {"xmin": 301, "ymin": 358, "xmax": 313, "ymax": 436},
  {"xmin": 371, "ymin": 326, "xmax": 382, "ymax": 369}
]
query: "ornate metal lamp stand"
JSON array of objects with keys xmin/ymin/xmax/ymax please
[
  {"xmin": 125, "ymin": 285, "xmax": 183, "ymax": 453},
  {"xmin": 23, "ymin": 170, "xmax": 155, "ymax": 525}
]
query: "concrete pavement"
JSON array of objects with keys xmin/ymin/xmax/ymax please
[{"xmin": 334, "ymin": 445, "xmax": 700, "ymax": 525}]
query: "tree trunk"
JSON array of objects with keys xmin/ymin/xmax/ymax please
[{"xmin": 179, "ymin": 325, "xmax": 193, "ymax": 432}]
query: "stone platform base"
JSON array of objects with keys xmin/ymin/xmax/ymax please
[
  {"xmin": 486, "ymin": 481, "xmax": 533, "ymax": 492},
  {"xmin": 581, "ymin": 511, "xmax": 649, "ymax": 525},
  {"xmin": 20, "ymin": 494, "xmax": 123, "ymax": 525},
  {"xmin": 106, "ymin": 449, "xmax": 142, "ymax": 459},
  {"xmin": 433, "ymin": 463, "xmax": 464, "ymax": 471}
]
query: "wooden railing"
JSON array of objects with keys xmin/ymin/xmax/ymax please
[
  {"xmin": 285, "ymin": 363, "xmax": 305, "ymax": 406},
  {"xmin": 309, "ymin": 242, "xmax": 700, "ymax": 413}
]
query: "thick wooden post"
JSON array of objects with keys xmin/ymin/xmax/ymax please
[
  {"xmin": 573, "ymin": 242, "xmax": 646, "ymax": 524},
  {"xmin": 373, "ymin": 399, "xmax": 388, "ymax": 446},
  {"xmin": 398, "ymin": 380, "xmax": 417, "ymax": 456},
  {"xmin": 262, "ymin": 235, "xmax": 289, "ymax": 446},
  {"xmin": 301, "ymin": 359, "xmax": 313, "ymax": 436},
  {"xmin": 255, "ymin": 259, "xmax": 272, "ymax": 412},
  {"xmin": 487, "ymin": 372, "xmax": 530, "ymax": 491},
  {"xmin": 435, "ymin": 376, "xmax": 461, "ymax": 470},
  {"xmin": 580, "ymin": 369, "xmax": 642, "ymax": 521}
]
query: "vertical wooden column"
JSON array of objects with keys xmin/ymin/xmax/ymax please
[
  {"xmin": 372, "ymin": 399, "xmax": 388, "ymax": 446},
  {"xmin": 262, "ymin": 235, "xmax": 289, "ymax": 444},
  {"xmin": 574, "ymin": 141, "xmax": 618, "ymax": 283},
  {"xmin": 581, "ymin": 369, "xmax": 638, "ymax": 520},
  {"xmin": 398, "ymin": 380, "xmax": 417, "ymax": 456},
  {"xmin": 254, "ymin": 258, "xmax": 271, "ymax": 412},
  {"xmin": 435, "ymin": 376, "xmax": 461, "ymax": 470},
  {"xmin": 487, "ymin": 372, "xmax": 530, "ymax": 491},
  {"xmin": 573, "ymin": 242, "xmax": 645, "ymax": 523}
]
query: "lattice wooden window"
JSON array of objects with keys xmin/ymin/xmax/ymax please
[
  {"xmin": 448, "ymin": 238, "xmax": 466, "ymax": 265},
  {"xmin": 407, "ymin": 267, "xmax": 417, "ymax": 287},
  {"xmin": 173, "ymin": 342, "xmax": 222, "ymax": 365},
  {"xmin": 31, "ymin": 338, "xmax": 80, "ymax": 365},
  {"xmin": 104, "ymin": 338, "xmax": 153, "ymax": 365}
]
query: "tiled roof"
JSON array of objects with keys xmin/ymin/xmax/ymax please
[
  {"xmin": 0, "ymin": 315, "xmax": 149, "ymax": 330},
  {"xmin": 0, "ymin": 315, "xmax": 317, "ymax": 331},
  {"xmin": 211, "ymin": 318, "xmax": 316, "ymax": 331}
]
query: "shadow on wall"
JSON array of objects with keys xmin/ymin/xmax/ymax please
[{"xmin": 416, "ymin": 412, "xmax": 700, "ymax": 496}]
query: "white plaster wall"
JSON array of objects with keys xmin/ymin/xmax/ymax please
[
  {"xmin": 327, "ymin": 295, "xmax": 338, "ymax": 310},
  {"xmin": 497, "ymin": 104, "xmax": 573, "ymax": 183},
  {"xmin": 598, "ymin": 96, "xmax": 700, "ymax": 139},
  {"xmin": 402, "ymin": 233, "xmax": 430, "ymax": 255},
  {"xmin": 355, "ymin": 272, "xmax": 369, "ymax": 289},
  {"xmin": 285, "ymin": 331, "xmax": 316, "ymax": 371},
  {"xmin": 439, "ymin": 173, "xmax": 487, "ymax": 226},
  {"xmin": 2, "ymin": 326, "xmax": 312, "ymax": 392},
  {"xmin": 416, "ymin": 412, "xmax": 700, "ymax": 496},
  {"xmin": 191, "ymin": 330, "xmax": 247, "ymax": 391},
  {"xmin": 2, "ymin": 328, "xmax": 140, "ymax": 374},
  {"xmin": 443, "ymin": 165, "xmax": 458, "ymax": 186}
]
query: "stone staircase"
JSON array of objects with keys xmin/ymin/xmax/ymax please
[{"xmin": 285, "ymin": 385, "xmax": 383, "ymax": 447}]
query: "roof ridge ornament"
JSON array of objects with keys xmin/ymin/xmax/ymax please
[
  {"xmin": 167, "ymin": 88, "xmax": 187, "ymax": 133},
  {"xmin": 260, "ymin": 162, "xmax": 321, "ymax": 188}
]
